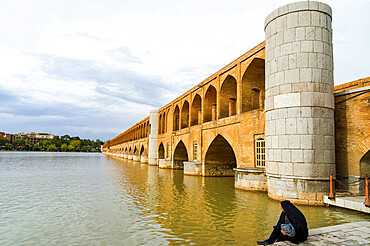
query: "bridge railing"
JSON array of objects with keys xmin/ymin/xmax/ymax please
[{"xmin": 328, "ymin": 173, "xmax": 370, "ymax": 207}]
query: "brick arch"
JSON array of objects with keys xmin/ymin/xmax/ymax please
[
  {"xmin": 191, "ymin": 93, "xmax": 202, "ymax": 126},
  {"xmin": 173, "ymin": 140, "xmax": 188, "ymax": 164},
  {"xmin": 158, "ymin": 142, "xmax": 165, "ymax": 159},
  {"xmin": 140, "ymin": 144, "xmax": 147, "ymax": 156},
  {"xmin": 159, "ymin": 113, "xmax": 163, "ymax": 134},
  {"xmin": 220, "ymin": 75, "xmax": 237, "ymax": 119},
  {"xmin": 204, "ymin": 134, "xmax": 236, "ymax": 165},
  {"xmin": 181, "ymin": 100, "xmax": 190, "ymax": 129},
  {"xmin": 241, "ymin": 57, "xmax": 265, "ymax": 112},
  {"xmin": 355, "ymin": 136, "xmax": 370, "ymax": 176},
  {"xmin": 173, "ymin": 105, "xmax": 180, "ymax": 131},
  {"xmin": 162, "ymin": 111, "xmax": 167, "ymax": 134},
  {"xmin": 203, "ymin": 85, "xmax": 217, "ymax": 123}
]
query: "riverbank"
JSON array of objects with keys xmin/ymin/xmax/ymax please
[{"xmin": 273, "ymin": 221, "xmax": 370, "ymax": 245}]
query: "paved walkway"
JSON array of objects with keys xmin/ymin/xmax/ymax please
[{"xmin": 272, "ymin": 221, "xmax": 370, "ymax": 245}]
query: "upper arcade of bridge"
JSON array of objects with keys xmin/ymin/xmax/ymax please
[{"xmin": 103, "ymin": 41, "xmax": 265, "ymax": 149}]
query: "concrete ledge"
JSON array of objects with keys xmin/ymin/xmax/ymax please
[
  {"xmin": 235, "ymin": 167, "xmax": 267, "ymax": 191},
  {"xmin": 148, "ymin": 157, "xmax": 158, "ymax": 166},
  {"xmin": 140, "ymin": 156, "xmax": 148, "ymax": 164},
  {"xmin": 158, "ymin": 159, "xmax": 172, "ymax": 169},
  {"xmin": 133, "ymin": 155, "xmax": 140, "ymax": 162},
  {"xmin": 323, "ymin": 195, "xmax": 370, "ymax": 214},
  {"xmin": 184, "ymin": 162, "xmax": 202, "ymax": 176}
]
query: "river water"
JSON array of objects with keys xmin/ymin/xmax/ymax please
[{"xmin": 0, "ymin": 152, "xmax": 368, "ymax": 245}]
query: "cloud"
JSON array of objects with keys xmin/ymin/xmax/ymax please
[{"xmin": 0, "ymin": 0, "xmax": 369, "ymax": 141}]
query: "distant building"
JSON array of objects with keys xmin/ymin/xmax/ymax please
[
  {"xmin": 0, "ymin": 132, "xmax": 14, "ymax": 143},
  {"xmin": 12, "ymin": 132, "xmax": 55, "ymax": 144},
  {"xmin": 26, "ymin": 132, "xmax": 55, "ymax": 144}
]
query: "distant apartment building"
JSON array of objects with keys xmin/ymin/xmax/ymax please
[
  {"xmin": 13, "ymin": 132, "xmax": 55, "ymax": 144},
  {"xmin": 0, "ymin": 132, "xmax": 14, "ymax": 143}
]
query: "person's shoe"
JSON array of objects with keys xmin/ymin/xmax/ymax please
[{"xmin": 256, "ymin": 240, "xmax": 270, "ymax": 245}]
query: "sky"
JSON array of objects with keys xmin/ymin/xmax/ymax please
[{"xmin": 0, "ymin": 0, "xmax": 369, "ymax": 141}]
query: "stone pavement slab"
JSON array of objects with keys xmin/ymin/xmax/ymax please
[
  {"xmin": 271, "ymin": 221, "xmax": 370, "ymax": 245},
  {"xmin": 323, "ymin": 195, "xmax": 370, "ymax": 214}
]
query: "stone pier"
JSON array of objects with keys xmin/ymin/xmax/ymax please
[{"xmin": 264, "ymin": 1, "xmax": 335, "ymax": 205}]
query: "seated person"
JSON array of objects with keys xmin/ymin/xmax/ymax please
[{"xmin": 257, "ymin": 200, "xmax": 308, "ymax": 245}]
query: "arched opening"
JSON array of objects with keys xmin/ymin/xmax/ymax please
[
  {"xmin": 181, "ymin": 100, "xmax": 189, "ymax": 129},
  {"xmin": 140, "ymin": 145, "xmax": 145, "ymax": 156},
  {"xmin": 360, "ymin": 150, "xmax": 370, "ymax": 177},
  {"xmin": 163, "ymin": 112, "xmax": 166, "ymax": 134},
  {"xmin": 251, "ymin": 88, "xmax": 261, "ymax": 110},
  {"xmin": 204, "ymin": 85, "xmax": 217, "ymax": 123},
  {"xmin": 219, "ymin": 75, "xmax": 237, "ymax": 119},
  {"xmin": 173, "ymin": 105, "xmax": 180, "ymax": 131},
  {"xmin": 158, "ymin": 142, "xmax": 165, "ymax": 159},
  {"xmin": 125, "ymin": 147, "xmax": 128, "ymax": 153},
  {"xmin": 134, "ymin": 146, "xmax": 137, "ymax": 155},
  {"xmin": 129, "ymin": 146, "xmax": 132, "ymax": 154},
  {"xmin": 173, "ymin": 140, "xmax": 188, "ymax": 169},
  {"xmin": 159, "ymin": 114, "xmax": 163, "ymax": 134},
  {"xmin": 204, "ymin": 135, "xmax": 236, "ymax": 176},
  {"xmin": 191, "ymin": 94, "xmax": 202, "ymax": 126},
  {"xmin": 242, "ymin": 58, "xmax": 265, "ymax": 112}
]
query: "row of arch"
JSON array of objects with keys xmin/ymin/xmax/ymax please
[
  {"xmin": 114, "ymin": 144, "xmax": 147, "ymax": 156},
  {"xmin": 158, "ymin": 58, "xmax": 265, "ymax": 134},
  {"xmin": 107, "ymin": 120, "xmax": 150, "ymax": 147},
  {"xmin": 103, "ymin": 57, "xmax": 265, "ymax": 149},
  {"xmin": 157, "ymin": 134, "xmax": 237, "ymax": 168}
]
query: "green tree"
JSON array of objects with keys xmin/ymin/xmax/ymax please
[
  {"xmin": 24, "ymin": 141, "xmax": 32, "ymax": 151},
  {"xmin": 13, "ymin": 139, "xmax": 25, "ymax": 146},
  {"xmin": 47, "ymin": 144, "xmax": 57, "ymax": 151},
  {"xmin": 67, "ymin": 145, "xmax": 74, "ymax": 151},
  {"xmin": 5, "ymin": 143, "xmax": 12, "ymax": 150},
  {"xmin": 39, "ymin": 140, "xmax": 51, "ymax": 147},
  {"xmin": 61, "ymin": 135, "xmax": 70, "ymax": 143},
  {"xmin": 0, "ymin": 137, "xmax": 8, "ymax": 146},
  {"xmin": 70, "ymin": 140, "xmax": 81, "ymax": 149},
  {"xmin": 61, "ymin": 143, "xmax": 67, "ymax": 151}
]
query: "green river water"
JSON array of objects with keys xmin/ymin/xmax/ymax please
[{"xmin": 0, "ymin": 152, "xmax": 368, "ymax": 245}]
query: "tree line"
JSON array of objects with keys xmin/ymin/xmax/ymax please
[{"xmin": 0, "ymin": 135, "xmax": 104, "ymax": 152}]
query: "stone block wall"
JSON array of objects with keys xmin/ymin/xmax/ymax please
[{"xmin": 264, "ymin": 1, "xmax": 335, "ymax": 204}]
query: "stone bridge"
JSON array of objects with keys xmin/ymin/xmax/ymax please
[{"xmin": 102, "ymin": 1, "xmax": 370, "ymax": 205}]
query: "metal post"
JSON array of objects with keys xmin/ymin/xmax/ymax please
[
  {"xmin": 364, "ymin": 174, "xmax": 370, "ymax": 207},
  {"xmin": 328, "ymin": 173, "xmax": 335, "ymax": 199}
]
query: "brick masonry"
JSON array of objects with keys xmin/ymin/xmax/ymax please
[{"xmin": 102, "ymin": 2, "xmax": 370, "ymax": 205}]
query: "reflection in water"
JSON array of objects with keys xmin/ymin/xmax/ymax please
[
  {"xmin": 108, "ymin": 156, "xmax": 370, "ymax": 245},
  {"xmin": 0, "ymin": 152, "xmax": 369, "ymax": 246}
]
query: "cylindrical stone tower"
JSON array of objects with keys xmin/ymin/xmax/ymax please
[
  {"xmin": 148, "ymin": 110, "xmax": 159, "ymax": 165},
  {"xmin": 264, "ymin": 1, "xmax": 335, "ymax": 205}
]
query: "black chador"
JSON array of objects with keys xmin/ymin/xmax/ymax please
[{"xmin": 257, "ymin": 200, "xmax": 308, "ymax": 245}]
